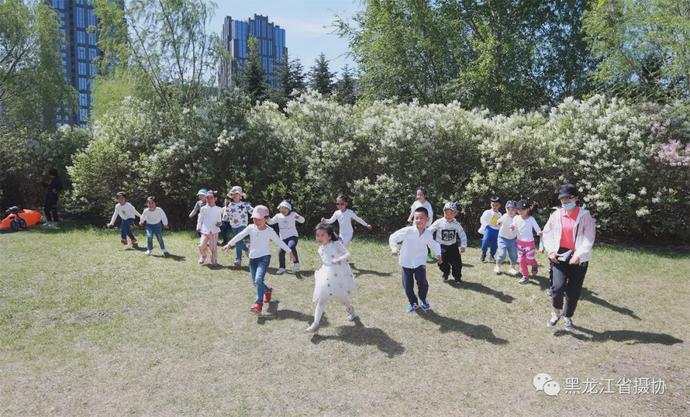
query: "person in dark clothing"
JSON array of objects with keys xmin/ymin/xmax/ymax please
[{"xmin": 42, "ymin": 168, "xmax": 63, "ymax": 224}]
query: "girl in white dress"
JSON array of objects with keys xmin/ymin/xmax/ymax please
[
  {"xmin": 321, "ymin": 194, "xmax": 372, "ymax": 246},
  {"xmin": 306, "ymin": 223, "xmax": 357, "ymax": 333}
]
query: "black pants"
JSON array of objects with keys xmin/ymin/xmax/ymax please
[
  {"xmin": 550, "ymin": 260, "xmax": 588, "ymax": 318},
  {"xmin": 402, "ymin": 265, "xmax": 428, "ymax": 305},
  {"xmin": 439, "ymin": 243, "xmax": 462, "ymax": 280},
  {"xmin": 278, "ymin": 236, "xmax": 300, "ymax": 268},
  {"xmin": 44, "ymin": 196, "xmax": 59, "ymax": 222}
]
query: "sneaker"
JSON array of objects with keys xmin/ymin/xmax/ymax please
[
  {"xmin": 442, "ymin": 274, "xmax": 449, "ymax": 281},
  {"xmin": 276, "ymin": 268, "xmax": 286, "ymax": 275},
  {"xmin": 293, "ymin": 262, "xmax": 301, "ymax": 272},
  {"xmin": 233, "ymin": 260, "xmax": 241, "ymax": 268},
  {"xmin": 131, "ymin": 240, "xmax": 138, "ymax": 247},
  {"xmin": 508, "ymin": 267, "xmax": 519, "ymax": 276},
  {"xmin": 250, "ymin": 303, "xmax": 262, "ymax": 314},
  {"xmin": 494, "ymin": 265, "xmax": 501, "ymax": 275},
  {"xmin": 145, "ymin": 250, "xmax": 152, "ymax": 255},
  {"xmin": 421, "ymin": 300, "xmax": 431, "ymax": 311},
  {"xmin": 489, "ymin": 255, "xmax": 496, "ymax": 263},
  {"xmin": 518, "ymin": 276, "xmax": 529, "ymax": 285},
  {"xmin": 546, "ymin": 288, "xmax": 554, "ymax": 297},
  {"xmin": 162, "ymin": 249, "xmax": 169, "ymax": 256},
  {"xmin": 346, "ymin": 306, "xmax": 357, "ymax": 321},
  {"xmin": 120, "ymin": 239, "xmax": 128, "ymax": 245},
  {"xmin": 563, "ymin": 317, "xmax": 574, "ymax": 331},
  {"xmin": 305, "ymin": 322, "xmax": 319, "ymax": 333},
  {"xmin": 480, "ymin": 254, "xmax": 486, "ymax": 263},
  {"xmin": 198, "ymin": 255, "xmax": 206, "ymax": 264},
  {"xmin": 263, "ymin": 288, "xmax": 273, "ymax": 304},
  {"xmin": 547, "ymin": 311, "xmax": 561, "ymax": 327},
  {"xmin": 531, "ymin": 265, "xmax": 538, "ymax": 276},
  {"xmin": 454, "ymin": 278, "xmax": 463, "ymax": 284},
  {"xmin": 406, "ymin": 303, "xmax": 419, "ymax": 313}
]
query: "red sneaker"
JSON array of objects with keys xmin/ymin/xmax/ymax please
[
  {"xmin": 263, "ymin": 288, "xmax": 273, "ymax": 304},
  {"xmin": 250, "ymin": 303, "xmax": 262, "ymax": 314}
]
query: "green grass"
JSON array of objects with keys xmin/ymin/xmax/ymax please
[{"xmin": 1, "ymin": 222, "xmax": 689, "ymax": 416}]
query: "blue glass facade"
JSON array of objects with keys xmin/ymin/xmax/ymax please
[
  {"xmin": 220, "ymin": 15, "xmax": 287, "ymax": 89},
  {"xmin": 47, "ymin": 0, "xmax": 101, "ymax": 127}
]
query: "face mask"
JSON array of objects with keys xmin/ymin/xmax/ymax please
[{"xmin": 562, "ymin": 201, "xmax": 577, "ymax": 210}]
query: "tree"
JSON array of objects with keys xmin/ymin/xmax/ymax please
[
  {"xmin": 309, "ymin": 53, "xmax": 334, "ymax": 96},
  {"xmin": 334, "ymin": 64, "xmax": 357, "ymax": 105},
  {"xmin": 584, "ymin": 0, "xmax": 690, "ymax": 102},
  {"xmin": 0, "ymin": 0, "xmax": 75, "ymax": 129},
  {"xmin": 271, "ymin": 55, "xmax": 306, "ymax": 107},
  {"xmin": 240, "ymin": 36, "xmax": 269, "ymax": 103}
]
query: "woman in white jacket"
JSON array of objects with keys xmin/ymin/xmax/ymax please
[{"xmin": 541, "ymin": 183, "xmax": 596, "ymax": 331}]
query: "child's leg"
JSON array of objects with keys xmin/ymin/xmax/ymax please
[
  {"xmin": 154, "ymin": 223, "xmax": 165, "ymax": 250},
  {"xmin": 496, "ymin": 237, "xmax": 507, "ymax": 265},
  {"xmin": 517, "ymin": 240, "xmax": 530, "ymax": 278},
  {"xmin": 413, "ymin": 266, "xmax": 429, "ymax": 302},
  {"xmin": 340, "ymin": 231, "xmax": 352, "ymax": 247},
  {"xmin": 145, "ymin": 223, "xmax": 154, "ymax": 250},
  {"xmin": 120, "ymin": 219, "xmax": 129, "ymax": 240},
  {"xmin": 199, "ymin": 233, "xmax": 209, "ymax": 257},
  {"xmin": 507, "ymin": 239, "xmax": 518, "ymax": 268},
  {"xmin": 524, "ymin": 241, "xmax": 538, "ymax": 268},
  {"xmin": 278, "ymin": 243, "xmax": 287, "ymax": 269},
  {"xmin": 252, "ymin": 255, "xmax": 271, "ymax": 303},
  {"xmin": 209, "ymin": 233, "xmax": 218, "ymax": 264},
  {"xmin": 288, "ymin": 237, "xmax": 299, "ymax": 264},
  {"xmin": 232, "ymin": 226, "xmax": 247, "ymax": 261},
  {"xmin": 447, "ymin": 248, "xmax": 461, "ymax": 280},
  {"xmin": 313, "ymin": 301, "xmax": 327, "ymax": 326},
  {"xmin": 456, "ymin": 250, "xmax": 463, "ymax": 279},
  {"xmin": 219, "ymin": 221, "xmax": 229, "ymax": 244},
  {"xmin": 438, "ymin": 245, "xmax": 450, "ymax": 277},
  {"xmin": 126, "ymin": 218, "xmax": 137, "ymax": 242},
  {"xmin": 480, "ymin": 231, "xmax": 490, "ymax": 256},
  {"xmin": 401, "ymin": 267, "xmax": 418, "ymax": 305},
  {"xmin": 488, "ymin": 228, "xmax": 498, "ymax": 258}
]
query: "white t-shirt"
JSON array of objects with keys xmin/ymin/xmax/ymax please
[
  {"xmin": 409, "ymin": 200, "xmax": 433, "ymax": 227},
  {"xmin": 229, "ymin": 224, "xmax": 292, "ymax": 259},
  {"xmin": 498, "ymin": 213, "xmax": 518, "ymax": 239},
  {"xmin": 479, "ymin": 209, "xmax": 502, "ymax": 232},
  {"xmin": 197, "ymin": 205, "xmax": 223, "ymax": 234},
  {"xmin": 139, "ymin": 207, "xmax": 169, "ymax": 226},
  {"xmin": 268, "ymin": 212, "xmax": 305, "ymax": 239},
  {"xmin": 514, "ymin": 216, "xmax": 542, "ymax": 242},
  {"xmin": 109, "ymin": 202, "xmax": 141, "ymax": 225}
]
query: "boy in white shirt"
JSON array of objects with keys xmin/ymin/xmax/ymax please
[
  {"xmin": 478, "ymin": 196, "xmax": 502, "ymax": 262},
  {"xmin": 389, "ymin": 207, "xmax": 442, "ymax": 313},
  {"xmin": 429, "ymin": 202, "xmax": 467, "ymax": 283},
  {"xmin": 106, "ymin": 191, "xmax": 141, "ymax": 247}
]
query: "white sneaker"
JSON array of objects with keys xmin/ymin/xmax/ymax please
[
  {"xmin": 305, "ymin": 322, "xmax": 319, "ymax": 333},
  {"xmin": 145, "ymin": 250, "xmax": 152, "ymax": 256},
  {"xmin": 547, "ymin": 311, "xmax": 561, "ymax": 327},
  {"xmin": 276, "ymin": 268, "xmax": 286, "ymax": 275},
  {"xmin": 293, "ymin": 262, "xmax": 301, "ymax": 272},
  {"xmin": 162, "ymin": 249, "xmax": 170, "ymax": 255},
  {"xmin": 508, "ymin": 268, "xmax": 519, "ymax": 276},
  {"xmin": 563, "ymin": 317, "xmax": 574, "ymax": 331},
  {"xmin": 494, "ymin": 265, "xmax": 501, "ymax": 274},
  {"xmin": 346, "ymin": 306, "xmax": 357, "ymax": 321},
  {"xmin": 518, "ymin": 276, "xmax": 529, "ymax": 285}
]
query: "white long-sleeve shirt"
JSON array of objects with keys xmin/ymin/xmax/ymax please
[
  {"xmin": 109, "ymin": 202, "xmax": 141, "ymax": 225},
  {"xmin": 268, "ymin": 212, "xmax": 305, "ymax": 239},
  {"xmin": 498, "ymin": 213, "xmax": 518, "ymax": 239},
  {"xmin": 389, "ymin": 225, "xmax": 442, "ymax": 269},
  {"xmin": 409, "ymin": 200, "xmax": 433, "ymax": 227},
  {"xmin": 513, "ymin": 216, "xmax": 542, "ymax": 242},
  {"xmin": 478, "ymin": 209, "xmax": 502, "ymax": 234},
  {"xmin": 139, "ymin": 207, "xmax": 169, "ymax": 226},
  {"xmin": 429, "ymin": 218, "xmax": 467, "ymax": 248},
  {"xmin": 196, "ymin": 205, "xmax": 222, "ymax": 234},
  {"xmin": 323, "ymin": 209, "xmax": 369, "ymax": 238},
  {"xmin": 228, "ymin": 224, "xmax": 292, "ymax": 259}
]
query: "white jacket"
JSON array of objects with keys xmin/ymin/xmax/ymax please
[{"xmin": 542, "ymin": 207, "xmax": 596, "ymax": 263}]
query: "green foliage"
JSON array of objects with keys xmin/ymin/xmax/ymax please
[
  {"xmin": 308, "ymin": 53, "xmax": 334, "ymax": 96},
  {"xmin": 240, "ymin": 36, "xmax": 270, "ymax": 104},
  {"xmin": 334, "ymin": 65, "xmax": 358, "ymax": 105}
]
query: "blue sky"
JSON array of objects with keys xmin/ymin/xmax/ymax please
[{"xmin": 210, "ymin": 0, "xmax": 362, "ymax": 75}]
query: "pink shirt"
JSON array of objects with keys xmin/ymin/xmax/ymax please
[{"xmin": 559, "ymin": 207, "xmax": 580, "ymax": 250}]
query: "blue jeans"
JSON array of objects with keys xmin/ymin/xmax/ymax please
[
  {"xmin": 120, "ymin": 218, "xmax": 136, "ymax": 241},
  {"xmin": 481, "ymin": 227, "xmax": 499, "ymax": 258},
  {"xmin": 230, "ymin": 225, "xmax": 248, "ymax": 261},
  {"xmin": 249, "ymin": 255, "xmax": 271, "ymax": 304},
  {"xmin": 496, "ymin": 236, "xmax": 517, "ymax": 264},
  {"xmin": 278, "ymin": 236, "xmax": 299, "ymax": 268},
  {"xmin": 145, "ymin": 222, "xmax": 165, "ymax": 251}
]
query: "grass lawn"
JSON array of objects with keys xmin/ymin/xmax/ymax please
[{"xmin": 1, "ymin": 222, "xmax": 689, "ymax": 416}]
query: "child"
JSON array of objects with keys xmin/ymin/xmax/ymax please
[
  {"xmin": 389, "ymin": 207, "xmax": 442, "ymax": 312},
  {"xmin": 407, "ymin": 186, "xmax": 433, "ymax": 228},
  {"xmin": 321, "ymin": 194, "xmax": 372, "ymax": 247},
  {"xmin": 106, "ymin": 191, "xmax": 141, "ymax": 247},
  {"xmin": 42, "ymin": 168, "xmax": 63, "ymax": 227},
  {"xmin": 495, "ymin": 200, "xmax": 519, "ymax": 275},
  {"xmin": 306, "ymin": 223, "xmax": 357, "ymax": 333},
  {"xmin": 188, "ymin": 188, "xmax": 207, "ymax": 219},
  {"xmin": 196, "ymin": 190, "xmax": 223, "ymax": 266},
  {"xmin": 478, "ymin": 196, "xmax": 502, "ymax": 262},
  {"xmin": 222, "ymin": 186, "xmax": 253, "ymax": 267},
  {"xmin": 429, "ymin": 202, "xmax": 467, "ymax": 283},
  {"xmin": 511, "ymin": 199, "xmax": 542, "ymax": 284},
  {"xmin": 267, "ymin": 200, "xmax": 305, "ymax": 274},
  {"xmin": 224, "ymin": 205, "xmax": 295, "ymax": 314},
  {"xmin": 139, "ymin": 196, "xmax": 169, "ymax": 256}
]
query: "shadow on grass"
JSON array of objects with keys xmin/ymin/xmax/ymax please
[
  {"xmin": 153, "ymin": 253, "xmax": 186, "ymax": 262},
  {"xmin": 446, "ymin": 280, "xmax": 515, "ymax": 304},
  {"xmin": 350, "ymin": 263, "xmax": 392, "ymax": 278},
  {"xmin": 257, "ymin": 300, "xmax": 329, "ymax": 327},
  {"xmin": 124, "ymin": 246, "xmax": 147, "ymax": 252},
  {"xmin": 310, "ymin": 317, "xmax": 405, "ymax": 358},
  {"xmin": 417, "ymin": 310, "xmax": 509, "ymax": 345},
  {"xmin": 554, "ymin": 326, "xmax": 683, "ymax": 345}
]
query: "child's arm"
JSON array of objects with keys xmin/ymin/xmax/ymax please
[
  {"xmin": 425, "ymin": 235, "xmax": 443, "ymax": 263},
  {"xmin": 269, "ymin": 229, "xmax": 296, "ymax": 261},
  {"xmin": 458, "ymin": 225, "xmax": 468, "ymax": 251},
  {"xmin": 294, "ymin": 213, "xmax": 306, "ymax": 223},
  {"xmin": 161, "ymin": 208, "xmax": 169, "ymax": 228},
  {"xmin": 267, "ymin": 214, "xmax": 279, "ymax": 225},
  {"xmin": 388, "ymin": 228, "xmax": 406, "ymax": 255},
  {"xmin": 226, "ymin": 226, "xmax": 250, "ymax": 248},
  {"xmin": 196, "ymin": 207, "xmax": 203, "ymax": 232},
  {"xmin": 107, "ymin": 205, "xmax": 118, "ymax": 227},
  {"xmin": 532, "ymin": 218, "xmax": 542, "ymax": 236},
  {"xmin": 189, "ymin": 202, "xmax": 199, "ymax": 219},
  {"xmin": 322, "ymin": 211, "xmax": 338, "ymax": 224},
  {"xmin": 351, "ymin": 211, "xmax": 372, "ymax": 229},
  {"xmin": 138, "ymin": 210, "xmax": 146, "ymax": 226},
  {"xmin": 333, "ymin": 241, "xmax": 351, "ymax": 263}
]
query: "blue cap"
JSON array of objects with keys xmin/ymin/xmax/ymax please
[
  {"xmin": 197, "ymin": 188, "xmax": 208, "ymax": 196},
  {"xmin": 443, "ymin": 202, "xmax": 458, "ymax": 212}
]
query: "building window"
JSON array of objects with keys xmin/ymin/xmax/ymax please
[
  {"xmin": 80, "ymin": 93, "xmax": 88, "ymax": 106},
  {"xmin": 89, "ymin": 48, "xmax": 97, "ymax": 60},
  {"xmin": 77, "ymin": 30, "xmax": 86, "ymax": 44},
  {"xmin": 88, "ymin": 32, "xmax": 97, "ymax": 45},
  {"xmin": 76, "ymin": 7, "xmax": 85, "ymax": 27},
  {"xmin": 78, "ymin": 46, "xmax": 86, "ymax": 60},
  {"xmin": 78, "ymin": 62, "xmax": 87, "ymax": 76},
  {"xmin": 78, "ymin": 77, "xmax": 88, "ymax": 91},
  {"xmin": 79, "ymin": 108, "xmax": 88, "ymax": 122}
]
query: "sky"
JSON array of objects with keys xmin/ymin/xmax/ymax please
[{"xmin": 210, "ymin": 0, "xmax": 363, "ymax": 75}]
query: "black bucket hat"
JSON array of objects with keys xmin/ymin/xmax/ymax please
[{"xmin": 557, "ymin": 184, "xmax": 578, "ymax": 199}]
